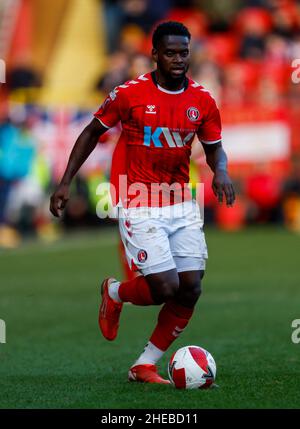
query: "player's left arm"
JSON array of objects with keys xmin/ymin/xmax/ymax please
[
  {"xmin": 197, "ymin": 92, "xmax": 235, "ymax": 207},
  {"xmin": 202, "ymin": 141, "xmax": 235, "ymax": 207}
]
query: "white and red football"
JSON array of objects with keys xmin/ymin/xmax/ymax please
[{"xmin": 168, "ymin": 345, "xmax": 216, "ymax": 389}]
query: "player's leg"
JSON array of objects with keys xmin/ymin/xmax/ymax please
[
  {"xmin": 145, "ymin": 199, "xmax": 208, "ymax": 354},
  {"xmin": 129, "ymin": 202, "xmax": 208, "ymax": 380},
  {"xmin": 131, "ymin": 265, "xmax": 204, "ymax": 372},
  {"xmin": 99, "ymin": 203, "xmax": 206, "ymax": 383},
  {"xmin": 127, "ymin": 268, "xmax": 183, "ymax": 384},
  {"xmin": 99, "ymin": 209, "xmax": 177, "ymax": 342},
  {"xmin": 99, "ymin": 267, "xmax": 180, "ymax": 343},
  {"xmin": 100, "ymin": 208, "xmax": 191, "ymax": 383},
  {"xmin": 173, "ymin": 261, "xmax": 205, "ymax": 308},
  {"xmin": 149, "ymin": 202, "xmax": 208, "ymax": 355},
  {"xmin": 100, "ymin": 260, "xmax": 181, "ymax": 384},
  {"xmin": 119, "ymin": 267, "xmax": 179, "ymax": 304},
  {"xmin": 168, "ymin": 200, "xmax": 207, "ymax": 313}
]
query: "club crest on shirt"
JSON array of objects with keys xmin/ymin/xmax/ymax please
[
  {"xmin": 137, "ymin": 249, "xmax": 148, "ymax": 263},
  {"xmin": 187, "ymin": 107, "xmax": 200, "ymax": 121}
]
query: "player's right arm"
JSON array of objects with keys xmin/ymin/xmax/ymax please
[
  {"xmin": 50, "ymin": 118, "xmax": 107, "ymax": 217},
  {"xmin": 50, "ymin": 86, "xmax": 128, "ymax": 217}
]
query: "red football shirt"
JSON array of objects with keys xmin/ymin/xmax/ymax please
[{"xmin": 94, "ymin": 72, "xmax": 221, "ymax": 207}]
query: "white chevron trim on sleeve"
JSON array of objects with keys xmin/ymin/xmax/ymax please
[
  {"xmin": 96, "ymin": 117, "xmax": 110, "ymax": 129},
  {"xmin": 201, "ymin": 139, "xmax": 221, "ymax": 145},
  {"xmin": 138, "ymin": 74, "xmax": 149, "ymax": 81}
]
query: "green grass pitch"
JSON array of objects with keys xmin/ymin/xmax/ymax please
[{"xmin": 0, "ymin": 226, "xmax": 299, "ymax": 409}]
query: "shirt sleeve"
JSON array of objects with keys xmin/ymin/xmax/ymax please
[
  {"xmin": 94, "ymin": 88, "xmax": 127, "ymax": 129},
  {"xmin": 197, "ymin": 94, "xmax": 222, "ymax": 144}
]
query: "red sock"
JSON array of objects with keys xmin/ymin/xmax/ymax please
[
  {"xmin": 149, "ymin": 300, "xmax": 194, "ymax": 351},
  {"xmin": 118, "ymin": 276, "xmax": 154, "ymax": 306}
]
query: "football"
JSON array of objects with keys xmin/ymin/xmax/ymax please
[{"xmin": 168, "ymin": 345, "xmax": 216, "ymax": 389}]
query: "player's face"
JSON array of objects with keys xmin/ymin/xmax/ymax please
[{"xmin": 152, "ymin": 35, "xmax": 190, "ymax": 81}]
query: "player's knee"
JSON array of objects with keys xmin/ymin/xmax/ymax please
[
  {"xmin": 192, "ymin": 271, "xmax": 204, "ymax": 298},
  {"xmin": 159, "ymin": 279, "xmax": 179, "ymax": 302},
  {"xmin": 177, "ymin": 279, "xmax": 202, "ymax": 307},
  {"xmin": 145, "ymin": 270, "xmax": 180, "ymax": 304},
  {"xmin": 181, "ymin": 270, "xmax": 204, "ymax": 299},
  {"xmin": 193, "ymin": 281, "xmax": 202, "ymax": 299},
  {"xmin": 186, "ymin": 279, "xmax": 202, "ymax": 299}
]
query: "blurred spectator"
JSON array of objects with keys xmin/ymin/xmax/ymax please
[
  {"xmin": 282, "ymin": 156, "xmax": 300, "ymax": 231},
  {"xmin": 236, "ymin": 8, "xmax": 273, "ymax": 59},
  {"xmin": 7, "ymin": 54, "xmax": 40, "ymax": 91},
  {"xmin": 102, "ymin": 0, "xmax": 169, "ymax": 53},
  {"xmin": 102, "ymin": 0, "xmax": 125, "ymax": 53},
  {"xmin": 256, "ymin": 75, "xmax": 282, "ymax": 106},
  {"xmin": 282, "ymin": 156, "xmax": 300, "ymax": 195},
  {"xmin": 95, "ymin": 51, "xmax": 129, "ymax": 93},
  {"xmin": 288, "ymin": 32, "xmax": 300, "ymax": 59},
  {"xmin": 3, "ymin": 0, "xmax": 300, "ymax": 239},
  {"xmin": 121, "ymin": 0, "xmax": 163, "ymax": 33},
  {"xmin": 165, "ymin": 8, "xmax": 209, "ymax": 40},
  {"xmin": 0, "ymin": 115, "xmax": 36, "ymax": 247},
  {"xmin": 244, "ymin": 0, "xmax": 270, "ymax": 6},
  {"xmin": 272, "ymin": 2, "xmax": 299, "ymax": 39},
  {"xmin": 119, "ymin": 24, "xmax": 147, "ymax": 55},
  {"xmin": 265, "ymin": 33, "xmax": 289, "ymax": 64},
  {"xmin": 222, "ymin": 62, "xmax": 249, "ymax": 105},
  {"xmin": 128, "ymin": 54, "xmax": 152, "ymax": 78},
  {"xmin": 197, "ymin": 0, "xmax": 240, "ymax": 32},
  {"xmin": 191, "ymin": 60, "xmax": 222, "ymax": 102},
  {"xmin": 95, "ymin": 52, "xmax": 152, "ymax": 93}
]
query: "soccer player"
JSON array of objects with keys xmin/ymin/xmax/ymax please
[{"xmin": 50, "ymin": 21, "xmax": 235, "ymax": 384}]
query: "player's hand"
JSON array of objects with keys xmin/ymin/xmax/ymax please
[
  {"xmin": 50, "ymin": 184, "xmax": 70, "ymax": 217},
  {"xmin": 212, "ymin": 170, "xmax": 235, "ymax": 207}
]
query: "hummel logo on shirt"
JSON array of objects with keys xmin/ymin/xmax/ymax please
[{"xmin": 146, "ymin": 105, "xmax": 156, "ymax": 114}]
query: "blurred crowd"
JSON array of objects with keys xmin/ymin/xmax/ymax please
[
  {"xmin": 1, "ymin": 0, "xmax": 300, "ymax": 248},
  {"xmin": 99, "ymin": 0, "xmax": 300, "ymax": 106}
]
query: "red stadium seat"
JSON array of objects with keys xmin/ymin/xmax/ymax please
[{"xmin": 215, "ymin": 197, "xmax": 246, "ymax": 231}]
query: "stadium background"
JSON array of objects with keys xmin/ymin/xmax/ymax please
[{"xmin": 0, "ymin": 0, "xmax": 300, "ymax": 409}]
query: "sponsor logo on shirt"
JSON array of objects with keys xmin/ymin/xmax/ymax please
[{"xmin": 143, "ymin": 126, "xmax": 194, "ymax": 148}]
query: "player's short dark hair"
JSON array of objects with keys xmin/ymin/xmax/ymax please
[{"xmin": 152, "ymin": 21, "xmax": 191, "ymax": 49}]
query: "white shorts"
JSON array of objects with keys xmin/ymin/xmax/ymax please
[{"xmin": 118, "ymin": 200, "xmax": 208, "ymax": 276}]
